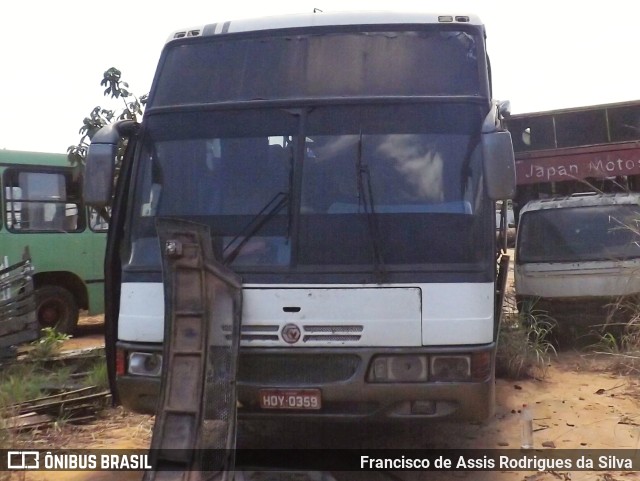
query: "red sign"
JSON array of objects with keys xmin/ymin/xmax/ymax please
[{"xmin": 515, "ymin": 144, "xmax": 640, "ymax": 185}]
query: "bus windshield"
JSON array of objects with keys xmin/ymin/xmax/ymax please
[
  {"xmin": 130, "ymin": 103, "xmax": 488, "ymax": 274},
  {"xmin": 151, "ymin": 28, "xmax": 482, "ymax": 106},
  {"xmin": 517, "ymin": 204, "xmax": 640, "ymax": 263}
]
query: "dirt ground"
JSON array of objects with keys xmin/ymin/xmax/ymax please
[
  {"xmin": 12, "ymin": 311, "xmax": 640, "ymax": 481},
  {"xmin": 57, "ymin": 314, "xmax": 106, "ymax": 352}
]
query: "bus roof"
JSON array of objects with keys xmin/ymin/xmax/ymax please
[
  {"xmin": 167, "ymin": 11, "xmax": 483, "ymax": 42},
  {"xmin": 0, "ymin": 149, "xmax": 69, "ymax": 168}
]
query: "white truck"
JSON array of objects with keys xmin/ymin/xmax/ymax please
[{"xmin": 515, "ymin": 192, "xmax": 640, "ymax": 334}]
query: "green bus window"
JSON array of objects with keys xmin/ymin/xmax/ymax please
[
  {"xmin": 5, "ymin": 171, "xmax": 82, "ymax": 233},
  {"xmin": 89, "ymin": 207, "xmax": 110, "ymax": 232}
]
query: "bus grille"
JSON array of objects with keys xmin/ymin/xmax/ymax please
[
  {"xmin": 238, "ymin": 353, "xmax": 361, "ymax": 384},
  {"xmin": 223, "ymin": 324, "xmax": 364, "ymax": 343}
]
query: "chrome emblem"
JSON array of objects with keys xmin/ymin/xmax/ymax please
[{"xmin": 281, "ymin": 323, "xmax": 301, "ymax": 344}]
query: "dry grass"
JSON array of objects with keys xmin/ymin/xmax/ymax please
[
  {"xmin": 496, "ymin": 291, "xmax": 557, "ymax": 380},
  {"xmin": 575, "ymin": 294, "xmax": 640, "ymax": 381},
  {"xmin": 7, "ymin": 406, "xmax": 154, "ymax": 451},
  {"xmin": 0, "ymin": 322, "xmax": 134, "ymax": 452}
]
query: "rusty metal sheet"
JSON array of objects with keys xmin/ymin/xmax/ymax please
[
  {"xmin": 0, "ymin": 258, "xmax": 37, "ymax": 354},
  {"xmin": 144, "ymin": 219, "xmax": 242, "ymax": 481}
]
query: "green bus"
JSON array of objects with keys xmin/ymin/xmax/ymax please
[{"xmin": 0, "ymin": 149, "xmax": 107, "ymax": 334}]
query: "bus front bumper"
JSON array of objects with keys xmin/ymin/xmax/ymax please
[{"xmin": 116, "ymin": 343, "xmax": 496, "ymax": 423}]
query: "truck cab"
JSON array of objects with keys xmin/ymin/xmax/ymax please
[{"xmin": 515, "ymin": 192, "xmax": 640, "ymax": 336}]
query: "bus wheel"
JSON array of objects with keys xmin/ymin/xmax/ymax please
[{"xmin": 35, "ymin": 286, "xmax": 79, "ymax": 335}]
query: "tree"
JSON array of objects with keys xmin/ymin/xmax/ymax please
[
  {"xmin": 67, "ymin": 68, "xmax": 147, "ymax": 223},
  {"xmin": 67, "ymin": 67, "xmax": 147, "ymax": 168}
]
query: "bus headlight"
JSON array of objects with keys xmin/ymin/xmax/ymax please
[
  {"xmin": 128, "ymin": 352, "xmax": 163, "ymax": 377},
  {"xmin": 430, "ymin": 355, "xmax": 471, "ymax": 382},
  {"xmin": 368, "ymin": 355, "xmax": 428, "ymax": 382}
]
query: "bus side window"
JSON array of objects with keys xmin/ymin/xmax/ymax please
[
  {"xmin": 5, "ymin": 186, "xmax": 22, "ymax": 229},
  {"xmin": 89, "ymin": 207, "xmax": 110, "ymax": 231},
  {"xmin": 5, "ymin": 170, "xmax": 84, "ymax": 233},
  {"xmin": 63, "ymin": 203, "xmax": 79, "ymax": 231}
]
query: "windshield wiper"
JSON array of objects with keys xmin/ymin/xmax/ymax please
[
  {"xmin": 355, "ymin": 133, "xmax": 386, "ymax": 281},
  {"xmin": 222, "ymin": 192, "xmax": 289, "ymax": 265}
]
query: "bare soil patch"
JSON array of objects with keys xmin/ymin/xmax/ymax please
[
  {"xmin": 59, "ymin": 314, "xmax": 105, "ymax": 352},
  {"xmin": 13, "ymin": 309, "xmax": 640, "ymax": 481},
  {"xmin": 13, "ymin": 350, "xmax": 640, "ymax": 481}
]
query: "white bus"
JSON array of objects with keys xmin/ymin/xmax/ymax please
[{"xmin": 84, "ymin": 11, "xmax": 515, "ymax": 422}]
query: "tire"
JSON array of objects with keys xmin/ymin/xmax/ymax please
[{"xmin": 35, "ymin": 286, "xmax": 79, "ymax": 335}]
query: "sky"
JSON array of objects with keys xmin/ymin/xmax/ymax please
[{"xmin": 2, "ymin": 0, "xmax": 639, "ymax": 154}]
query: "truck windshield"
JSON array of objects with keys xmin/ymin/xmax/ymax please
[
  {"xmin": 129, "ymin": 103, "xmax": 488, "ymax": 276},
  {"xmin": 517, "ymin": 204, "xmax": 640, "ymax": 263}
]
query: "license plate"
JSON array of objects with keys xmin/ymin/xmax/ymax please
[{"xmin": 259, "ymin": 389, "xmax": 321, "ymax": 410}]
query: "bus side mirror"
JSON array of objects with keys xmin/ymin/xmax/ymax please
[
  {"xmin": 83, "ymin": 120, "xmax": 138, "ymax": 208},
  {"xmin": 84, "ymin": 143, "xmax": 117, "ymax": 208},
  {"xmin": 482, "ymin": 130, "xmax": 516, "ymax": 200}
]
